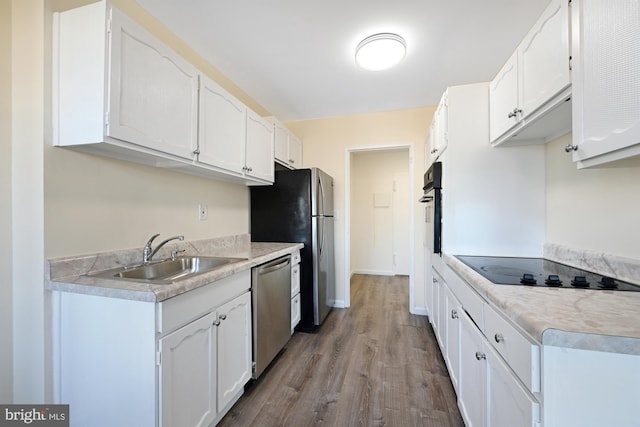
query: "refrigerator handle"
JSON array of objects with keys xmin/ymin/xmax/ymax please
[
  {"xmin": 318, "ymin": 174, "xmax": 326, "ymax": 216},
  {"xmin": 317, "ymin": 177, "xmax": 325, "ymax": 257}
]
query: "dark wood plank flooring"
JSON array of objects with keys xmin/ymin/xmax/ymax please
[{"xmin": 218, "ymin": 274, "xmax": 464, "ymax": 427}]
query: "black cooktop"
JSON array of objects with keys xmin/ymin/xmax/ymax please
[{"xmin": 456, "ymin": 255, "xmax": 640, "ymax": 292}]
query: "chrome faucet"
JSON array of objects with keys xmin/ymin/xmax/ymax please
[{"xmin": 143, "ymin": 234, "xmax": 184, "ymax": 263}]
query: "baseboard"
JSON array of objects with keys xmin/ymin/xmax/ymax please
[
  {"xmin": 351, "ymin": 269, "xmax": 395, "ymax": 276},
  {"xmin": 332, "ymin": 300, "xmax": 346, "ymax": 308},
  {"xmin": 411, "ymin": 306, "xmax": 428, "ymax": 316}
]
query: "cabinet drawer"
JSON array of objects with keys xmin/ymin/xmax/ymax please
[
  {"xmin": 444, "ymin": 265, "xmax": 484, "ymax": 331},
  {"xmin": 291, "ymin": 264, "xmax": 300, "ymax": 297},
  {"xmin": 484, "ymin": 304, "xmax": 540, "ymax": 393},
  {"xmin": 291, "ymin": 250, "xmax": 301, "ymax": 265},
  {"xmin": 158, "ymin": 270, "xmax": 250, "ymax": 335}
]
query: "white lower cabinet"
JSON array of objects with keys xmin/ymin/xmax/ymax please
[
  {"xmin": 458, "ymin": 311, "xmax": 541, "ymax": 427},
  {"xmin": 160, "ymin": 292, "xmax": 252, "ymax": 426},
  {"xmin": 53, "ymin": 270, "xmax": 252, "ymax": 427},
  {"xmin": 431, "ymin": 265, "xmax": 541, "ymax": 427},
  {"xmin": 485, "ymin": 343, "xmax": 540, "ymax": 427},
  {"xmin": 216, "ymin": 292, "xmax": 253, "ymax": 411},
  {"xmin": 444, "ymin": 286, "xmax": 461, "ymax": 391},
  {"xmin": 458, "ymin": 311, "xmax": 486, "ymax": 427},
  {"xmin": 160, "ymin": 312, "xmax": 218, "ymax": 427}
]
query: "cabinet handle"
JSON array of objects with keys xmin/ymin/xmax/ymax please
[
  {"xmin": 475, "ymin": 351, "xmax": 486, "ymax": 361},
  {"xmin": 451, "ymin": 309, "xmax": 458, "ymax": 319},
  {"xmin": 193, "ymin": 148, "xmax": 200, "ymax": 155},
  {"xmin": 289, "ymin": 159, "xmax": 295, "ymax": 164},
  {"xmin": 494, "ymin": 333, "xmax": 504, "ymax": 343},
  {"xmin": 507, "ymin": 108, "xmax": 522, "ymax": 119},
  {"xmin": 219, "ymin": 314, "xmax": 227, "ymax": 321},
  {"xmin": 564, "ymin": 143, "xmax": 578, "ymax": 152},
  {"xmin": 213, "ymin": 320, "xmax": 221, "ymax": 326}
]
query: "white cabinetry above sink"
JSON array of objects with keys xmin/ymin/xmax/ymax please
[{"xmin": 53, "ymin": 1, "xmax": 273, "ymax": 185}]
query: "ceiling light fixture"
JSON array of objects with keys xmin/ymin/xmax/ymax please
[{"xmin": 355, "ymin": 33, "xmax": 407, "ymax": 71}]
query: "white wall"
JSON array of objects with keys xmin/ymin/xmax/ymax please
[
  {"xmin": 0, "ymin": 0, "xmax": 14, "ymax": 404},
  {"xmin": 350, "ymin": 149, "xmax": 410, "ymax": 275},
  {"xmin": 11, "ymin": 0, "xmax": 46, "ymax": 402},
  {"xmin": 546, "ymin": 133, "xmax": 640, "ymax": 260}
]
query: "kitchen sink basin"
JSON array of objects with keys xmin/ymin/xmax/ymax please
[{"xmin": 88, "ymin": 256, "xmax": 246, "ymax": 284}]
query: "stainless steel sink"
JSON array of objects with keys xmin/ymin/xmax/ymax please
[{"xmin": 88, "ymin": 256, "xmax": 246, "ymax": 284}]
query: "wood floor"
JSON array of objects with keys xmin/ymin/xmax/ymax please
[{"xmin": 218, "ymin": 274, "xmax": 464, "ymax": 427}]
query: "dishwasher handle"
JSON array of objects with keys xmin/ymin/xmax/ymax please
[{"xmin": 256, "ymin": 256, "xmax": 291, "ymax": 274}]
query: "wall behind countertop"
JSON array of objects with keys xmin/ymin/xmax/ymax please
[{"xmin": 546, "ymin": 133, "xmax": 640, "ymax": 260}]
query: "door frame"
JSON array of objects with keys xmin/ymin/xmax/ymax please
[{"xmin": 344, "ymin": 143, "xmax": 416, "ymax": 311}]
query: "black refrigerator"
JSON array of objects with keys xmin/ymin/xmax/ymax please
[{"xmin": 250, "ymin": 168, "xmax": 335, "ymax": 331}]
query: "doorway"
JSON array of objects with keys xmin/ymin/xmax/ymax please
[{"xmin": 344, "ymin": 144, "xmax": 415, "ymax": 310}]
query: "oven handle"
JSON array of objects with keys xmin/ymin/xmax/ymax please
[{"xmin": 419, "ymin": 195, "xmax": 433, "ymax": 203}]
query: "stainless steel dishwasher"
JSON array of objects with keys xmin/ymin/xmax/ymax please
[{"xmin": 251, "ymin": 255, "xmax": 291, "ymax": 378}]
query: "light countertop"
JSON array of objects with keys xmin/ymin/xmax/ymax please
[
  {"xmin": 46, "ymin": 234, "xmax": 303, "ymax": 302},
  {"xmin": 444, "ymin": 250, "xmax": 640, "ymax": 355}
]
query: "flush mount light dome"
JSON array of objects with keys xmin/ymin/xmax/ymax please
[{"xmin": 355, "ymin": 33, "xmax": 406, "ymax": 71}]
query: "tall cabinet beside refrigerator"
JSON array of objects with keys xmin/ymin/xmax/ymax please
[{"xmin": 250, "ymin": 168, "xmax": 335, "ymax": 331}]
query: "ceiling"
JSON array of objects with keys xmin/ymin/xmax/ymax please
[{"xmin": 134, "ymin": 0, "xmax": 550, "ymax": 122}]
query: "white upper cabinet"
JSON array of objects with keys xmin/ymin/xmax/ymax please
[
  {"xmin": 108, "ymin": 7, "xmax": 198, "ymax": 159},
  {"xmin": 54, "ymin": 1, "xmax": 198, "ymax": 161},
  {"xmin": 427, "ymin": 91, "xmax": 449, "ymax": 164},
  {"xmin": 245, "ymin": 110, "xmax": 275, "ymax": 183},
  {"xmin": 489, "ymin": 51, "xmax": 519, "ymax": 140},
  {"xmin": 272, "ymin": 118, "xmax": 303, "ymax": 169},
  {"xmin": 54, "ymin": 1, "xmax": 274, "ymax": 185},
  {"xmin": 570, "ymin": 0, "xmax": 640, "ymax": 168},
  {"xmin": 490, "ymin": 0, "xmax": 571, "ymax": 146},
  {"xmin": 198, "ymin": 75, "xmax": 246, "ymax": 175}
]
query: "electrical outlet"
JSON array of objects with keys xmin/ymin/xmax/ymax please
[{"xmin": 198, "ymin": 203, "xmax": 208, "ymax": 221}]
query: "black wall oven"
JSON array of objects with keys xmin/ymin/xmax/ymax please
[{"xmin": 419, "ymin": 162, "xmax": 442, "ymax": 254}]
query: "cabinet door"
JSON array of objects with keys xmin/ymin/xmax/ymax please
[
  {"xmin": 459, "ymin": 312, "xmax": 487, "ymax": 427},
  {"xmin": 291, "ymin": 294, "xmax": 301, "ymax": 333},
  {"xmin": 436, "ymin": 277, "xmax": 448, "ymax": 351},
  {"xmin": 486, "ymin": 344, "xmax": 540, "ymax": 427},
  {"xmin": 571, "ymin": 0, "xmax": 640, "ymax": 167},
  {"xmin": 445, "ymin": 287, "xmax": 461, "ymax": 392},
  {"xmin": 434, "ymin": 93, "xmax": 449, "ymax": 158},
  {"xmin": 245, "ymin": 110, "xmax": 274, "ymax": 182},
  {"xmin": 198, "ymin": 76, "xmax": 246, "ymax": 174},
  {"xmin": 288, "ymin": 134, "xmax": 303, "ymax": 168},
  {"xmin": 291, "ymin": 263, "xmax": 301, "ymax": 297},
  {"xmin": 273, "ymin": 122, "xmax": 290, "ymax": 165},
  {"xmin": 217, "ymin": 292, "xmax": 252, "ymax": 410},
  {"xmin": 159, "ymin": 311, "xmax": 217, "ymax": 427},
  {"xmin": 489, "ymin": 51, "xmax": 519, "ymax": 142},
  {"xmin": 519, "ymin": 0, "xmax": 570, "ymax": 117},
  {"xmin": 107, "ymin": 7, "xmax": 198, "ymax": 159}
]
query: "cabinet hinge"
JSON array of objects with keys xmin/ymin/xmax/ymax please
[
  {"xmin": 569, "ymin": 55, "xmax": 573, "ymax": 71},
  {"xmin": 104, "ymin": 111, "xmax": 110, "ymax": 128},
  {"xmin": 156, "ymin": 351, "xmax": 162, "ymax": 366},
  {"xmin": 107, "ymin": 18, "xmax": 112, "ymax": 34}
]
